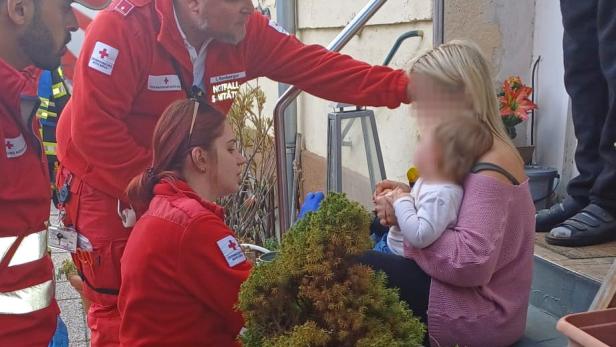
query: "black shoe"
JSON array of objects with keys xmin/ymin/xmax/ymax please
[
  {"xmin": 535, "ymin": 197, "xmax": 584, "ymax": 232},
  {"xmin": 545, "ymin": 204, "xmax": 616, "ymax": 247}
]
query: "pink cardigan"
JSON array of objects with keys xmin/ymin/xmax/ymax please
[{"xmin": 405, "ymin": 173, "xmax": 535, "ymax": 347}]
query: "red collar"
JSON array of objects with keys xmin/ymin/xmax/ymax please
[
  {"xmin": 153, "ymin": 178, "xmax": 226, "ymax": 220},
  {"xmin": 0, "ymin": 58, "xmax": 39, "ymax": 109},
  {"xmin": 0, "ymin": 59, "xmax": 40, "ymax": 114},
  {"xmin": 153, "ymin": 0, "xmax": 193, "ymax": 75}
]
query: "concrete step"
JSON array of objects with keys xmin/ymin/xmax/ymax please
[{"xmin": 515, "ymin": 255, "xmax": 602, "ymax": 346}]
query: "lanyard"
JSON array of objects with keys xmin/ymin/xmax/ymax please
[{"xmin": 169, "ymin": 56, "xmax": 206, "ymax": 102}]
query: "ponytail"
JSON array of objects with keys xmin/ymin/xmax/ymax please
[{"xmin": 125, "ymin": 99, "xmax": 226, "ymax": 213}]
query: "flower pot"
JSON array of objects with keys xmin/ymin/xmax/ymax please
[
  {"xmin": 506, "ymin": 126, "xmax": 517, "ymax": 139},
  {"xmin": 516, "ymin": 145, "xmax": 535, "ymax": 165},
  {"xmin": 556, "ymin": 308, "xmax": 616, "ymax": 347},
  {"xmin": 68, "ymin": 274, "xmax": 91, "ymax": 313},
  {"xmin": 257, "ymin": 251, "xmax": 278, "ymax": 265}
]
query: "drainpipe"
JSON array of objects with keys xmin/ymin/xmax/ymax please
[
  {"xmin": 433, "ymin": 0, "xmax": 445, "ymax": 46},
  {"xmin": 276, "ymin": 0, "xmax": 298, "ymax": 235}
]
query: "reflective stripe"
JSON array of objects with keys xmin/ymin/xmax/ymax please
[
  {"xmin": 52, "ymin": 82, "xmax": 67, "ymax": 99},
  {"xmin": 43, "ymin": 142, "xmax": 57, "ymax": 156},
  {"xmin": 39, "ymin": 97, "xmax": 50, "ymax": 108},
  {"xmin": 0, "ymin": 236, "xmax": 18, "ymax": 264},
  {"xmin": 37, "ymin": 108, "xmax": 57, "ymax": 120},
  {"xmin": 0, "ymin": 280, "xmax": 54, "ymax": 314},
  {"xmin": 3, "ymin": 230, "xmax": 48, "ymax": 267}
]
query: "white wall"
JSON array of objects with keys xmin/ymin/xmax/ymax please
[
  {"xmin": 298, "ymin": 22, "xmax": 433, "ymax": 184},
  {"xmin": 295, "ymin": 1, "xmax": 433, "ymax": 185},
  {"xmin": 444, "ymin": 0, "xmax": 536, "ymax": 147},
  {"xmin": 532, "ymin": 0, "xmax": 576, "ymax": 197}
]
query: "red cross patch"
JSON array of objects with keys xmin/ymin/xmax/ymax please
[
  {"xmin": 5, "ymin": 134, "xmax": 27, "ymax": 158},
  {"xmin": 114, "ymin": 0, "xmax": 135, "ymax": 16},
  {"xmin": 216, "ymin": 235, "xmax": 246, "ymax": 268}
]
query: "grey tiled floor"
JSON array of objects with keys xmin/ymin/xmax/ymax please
[{"xmin": 51, "ymin": 248, "xmax": 90, "ymax": 347}]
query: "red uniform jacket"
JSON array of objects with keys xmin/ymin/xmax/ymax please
[
  {"xmin": 57, "ymin": 0, "xmax": 410, "ymax": 199},
  {"xmin": 0, "ymin": 58, "xmax": 58, "ymax": 345},
  {"xmin": 118, "ymin": 179, "xmax": 251, "ymax": 346}
]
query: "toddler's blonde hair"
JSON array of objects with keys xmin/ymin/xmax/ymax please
[{"xmin": 433, "ymin": 117, "xmax": 494, "ymax": 184}]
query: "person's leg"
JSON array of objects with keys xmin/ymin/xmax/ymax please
[
  {"xmin": 562, "ymin": 0, "xmax": 607, "ymax": 202},
  {"xmin": 87, "ymin": 303, "xmax": 123, "ymax": 347},
  {"xmin": 546, "ymin": 0, "xmax": 616, "ymax": 246},
  {"xmin": 537, "ymin": 0, "xmax": 606, "ymax": 231},
  {"xmin": 370, "ymin": 215, "xmax": 389, "ymax": 239},
  {"xmin": 58, "ymin": 169, "xmax": 128, "ymax": 347},
  {"xmin": 592, "ymin": 0, "xmax": 616, "ymax": 214},
  {"xmin": 357, "ymin": 251, "xmax": 430, "ymax": 326}
]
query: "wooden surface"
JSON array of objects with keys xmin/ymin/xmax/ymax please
[
  {"xmin": 534, "ymin": 236, "xmax": 616, "ymax": 283},
  {"xmin": 534, "ymin": 234, "xmax": 616, "ymax": 259},
  {"xmin": 590, "ymin": 260, "xmax": 616, "ymax": 310}
]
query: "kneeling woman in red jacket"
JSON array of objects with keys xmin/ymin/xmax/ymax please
[{"xmin": 119, "ymin": 99, "xmax": 250, "ymax": 346}]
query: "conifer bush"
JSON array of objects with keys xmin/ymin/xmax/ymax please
[{"xmin": 238, "ymin": 193, "xmax": 425, "ymax": 346}]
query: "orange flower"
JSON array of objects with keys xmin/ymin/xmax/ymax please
[{"xmin": 499, "ymin": 78, "xmax": 537, "ymax": 126}]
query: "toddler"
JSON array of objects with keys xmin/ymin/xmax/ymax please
[{"xmin": 385, "ymin": 117, "xmax": 494, "ymax": 254}]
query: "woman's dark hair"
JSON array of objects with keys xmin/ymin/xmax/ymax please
[{"xmin": 126, "ymin": 99, "xmax": 226, "ymax": 212}]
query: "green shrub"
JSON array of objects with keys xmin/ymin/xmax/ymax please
[{"xmin": 238, "ymin": 193, "xmax": 425, "ymax": 346}]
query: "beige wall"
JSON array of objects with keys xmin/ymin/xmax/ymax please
[
  {"xmin": 297, "ymin": 20, "xmax": 432, "ymax": 178},
  {"xmin": 443, "ymin": 0, "xmax": 536, "ymax": 146},
  {"xmin": 255, "ymin": 0, "xmax": 539, "ymax": 206},
  {"xmin": 249, "ymin": 0, "xmax": 434, "ymax": 205}
]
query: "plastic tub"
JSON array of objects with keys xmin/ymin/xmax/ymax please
[
  {"xmin": 257, "ymin": 251, "xmax": 279, "ymax": 265},
  {"xmin": 525, "ymin": 165, "xmax": 559, "ymax": 210},
  {"xmin": 556, "ymin": 308, "xmax": 616, "ymax": 347}
]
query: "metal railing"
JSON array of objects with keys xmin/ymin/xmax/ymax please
[{"xmin": 273, "ymin": 0, "xmax": 389, "ymax": 234}]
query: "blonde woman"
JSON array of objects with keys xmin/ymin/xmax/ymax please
[{"xmin": 360, "ymin": 40, "xmax": 535, "ymax": 347}]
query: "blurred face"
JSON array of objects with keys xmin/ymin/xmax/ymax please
[
  {"xmin": 209, "ymin": 122, "xmax": 246, "ymax": 197},
  {"xmin": 410, "ymin": 72, "xmax": 472, "ymax": 134},
  {"xmin": 413, "ymin": 133, "xmax": 442, "ymax": 182},
  {"xmin": 193, "ymin": 0, "xmax": 253, "ymax": 44},
  {"xmin": 17, "ymin": 0, "xmax": 78, "ymax": 70}
]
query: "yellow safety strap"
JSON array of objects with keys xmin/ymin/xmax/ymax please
[
  {"xmin": 52, "ymin": 82, "xmax": 68, "ymax": 99},
  {"xmin": 39, "ymin": 97, "xmax": 50, "ymax": 109},
  {"xmin": 43, "ymin": 142, "xmax": 57, "ymax": 156},
  {"xmin": 37, "ymin": 108, "xmax": 57, "ymax": 120}
]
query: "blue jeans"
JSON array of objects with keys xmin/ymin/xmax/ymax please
[{"xmin": 48, "ymin": 316, "xmax": 68, "ymax": 347}]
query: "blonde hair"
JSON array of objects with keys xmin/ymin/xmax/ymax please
[
  {"xmin": 409, "ymin": 40, "xmax": 515, "ymax": 149},
  {"xmin": 433, "ymin": 117, "xmax": 494, "ymax": 184}
]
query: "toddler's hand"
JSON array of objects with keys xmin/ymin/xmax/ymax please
[{"xmin": 390, "ymin": 187, "xmax": 408, "ymax": 202}]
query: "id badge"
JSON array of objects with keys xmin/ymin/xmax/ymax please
[{"xmin": 48, "ymin": 224, "xmax": 78, "ymax": 253}]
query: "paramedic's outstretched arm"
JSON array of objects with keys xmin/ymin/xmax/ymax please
[{"xmin": 245, "ymin": 13, "xmax": 411, "ymax": 108}]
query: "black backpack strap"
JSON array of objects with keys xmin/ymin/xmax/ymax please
[
  {"xmin": 471, "ymin": 162, "xmax": 520, "ymax": 185},
  {"xmin": 169, "ymin": 56, "xmax": 206, "ymax": 102}
]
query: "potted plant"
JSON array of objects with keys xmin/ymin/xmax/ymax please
[
  {"xmin": 238, "ymin": 193, "xmax": 425, "ymax": 347},
  {"xmin": 220, "ymin": 84, "xmax": 277, "ymax": 248},
  {"xmin": 57, "ymin": 259, "xmax": 90, "ymax": 313},
  {"xmin": 498, "ymin": 76, "xmax": 538, "ymax": 164}
]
